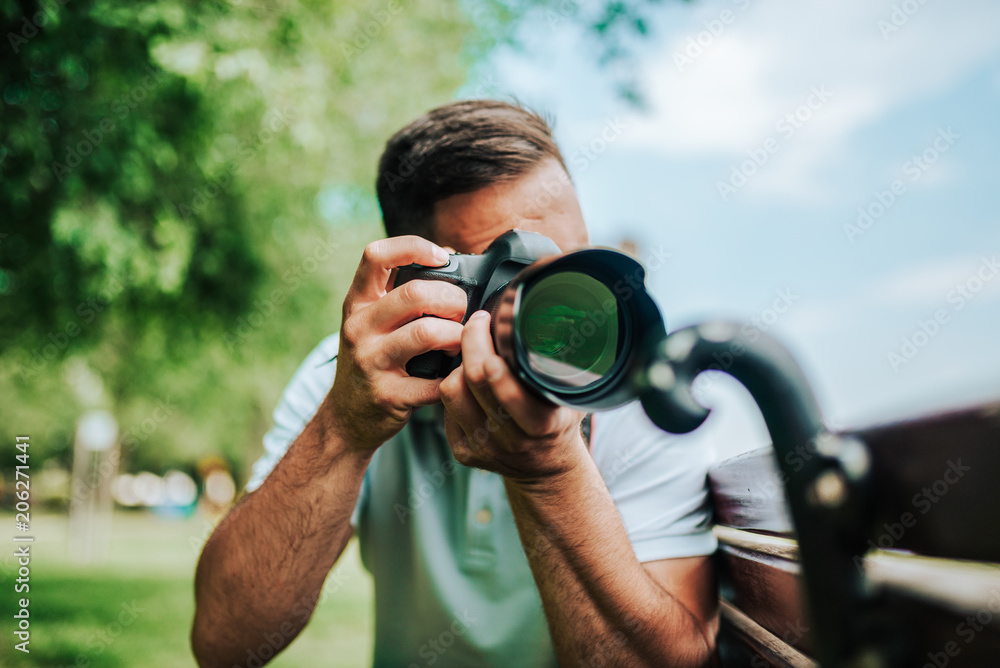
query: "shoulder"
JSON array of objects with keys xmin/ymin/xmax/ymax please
[
  {"xmin": 273, "ymin": 332, "xmax": 340, "ymax": 423},
  {"xmin": 590, "ymin": 400, "xmax": 717, "ymax": 560},
  {"xmin": 590, "ymin": 399, "xmax": 712, "ymax": 490},
  {"xmin": 246, "ymin": 333, "xmax": 340, "ymax": 492}
]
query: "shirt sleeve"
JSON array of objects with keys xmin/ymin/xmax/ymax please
[
  {"xmin": 591, "ymin": 399, "xmax": 717, "ymax": 562},
  {"xmin": 244, "ymin": 333, "xmax": 368, "ymax": 528}
]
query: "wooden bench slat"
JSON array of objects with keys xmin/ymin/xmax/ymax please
[
  {"xmin": 865, "ymin": 551, "xmax": 1000, "ymax": 623},
  {"xmin": 714, "ymin": 525, "xmax": 799, "ymax": 561},
  {"xmin": 716, "ymin": 525, "xmax": 1000, "ymax": 621},
  {"xmin": 709, "ymin": 404, "xmax": 1000, "ymax": 558},
  {"xmin": 715, "ymin": 526, "xmax": 812, "ymax": 654},
  {"xmin": 708, "ymin": 401, "xmax": 1000, "ymax": 664},
  {"xmin": 719, "ymin": 599, "xmax": 817, "ymax": 668}
]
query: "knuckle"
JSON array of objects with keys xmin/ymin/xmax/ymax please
[
  {"xmin": 465, "ymin": 365, "xmax": 487, "ymax": 387},
  {"xmin": 401, "ymin": 279, "xmax": 426, "ymax": 304},
  {"xmin": 410, "ymin": 318, "xmax": 433, "ymax": 348},
  {"xmin": 439, "ymin": 373, "xmax": 457, "ymax": 396},
  {"xmin": 451, "ymin": 443, "xmax": 474, "ymax": 466},
  {"xmin": 371, "ymin": 344, "xmax": 394, "ymax": 370},
  {"xmin": 340, "ymin": 316, "xmax": 362, "ymax": 346},
  {"xmin": 362, "ymin": 240, "xmax": 386, "ymax": 265},
  {"xmin": 369, "ymin": 382, "xmax": 394, "ymax": 411}
]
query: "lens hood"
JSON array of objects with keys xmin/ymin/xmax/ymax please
[{"xmin": 494, "ymin": 248, "xmax": 666, "ymax": 411}]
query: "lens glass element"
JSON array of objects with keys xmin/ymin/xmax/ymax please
[{"xmin": 517, "ymin": 272, "xmax": 620, "ymax": 388}]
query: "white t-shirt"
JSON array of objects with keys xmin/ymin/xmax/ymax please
[{"xmin": 248, "ymin": 333, "xmax": 716, "ymax": 666}]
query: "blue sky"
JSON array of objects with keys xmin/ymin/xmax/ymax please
[{"xmin": 462, "ymin": 0, "xmax": 1000, "ymax": 460}]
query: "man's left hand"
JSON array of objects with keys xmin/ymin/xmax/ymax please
[{"xmin": 439, "ymin": 310, "xmax": 588, "ymax": 482}]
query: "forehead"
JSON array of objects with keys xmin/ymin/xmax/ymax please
[{"xmin": 431, "ymin": 159, "xmax": 590, "ymax": 254}]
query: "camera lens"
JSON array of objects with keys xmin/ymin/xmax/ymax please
[
  {"xmin": 493, "ymin": 247, "xmax": 665, "ymax": 411},
  {"xmin": 517, "ymin": 272, "xmax": 620, "ymax": 388}
]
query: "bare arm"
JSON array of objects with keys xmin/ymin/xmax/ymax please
[
  {"xmin": 504, "ymin": 455, "xmax": 719, "ymax": 667},
  {"xmin": 191, "ymin": 399, "xmax": 369, "ymax": 668},
  {"xmin": 191, "ymin": 237, "xmax": 467, "ymax": 667},
  {"xmin": 440, "ymin": 312, "xmax": 719, "ymax": 667}
]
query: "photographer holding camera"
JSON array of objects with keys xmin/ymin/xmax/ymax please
[{"xmin": 192, "ymin": 100, "xmax": 719, "ymax": 667}]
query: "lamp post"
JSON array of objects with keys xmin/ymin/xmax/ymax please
[{"xmin": 69, "ymin": 409, "xmax": 119, "ymax": 564}]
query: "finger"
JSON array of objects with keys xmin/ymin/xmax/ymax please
[
  {"xmin": 459, "ymin": 310, "xmax": 507, "ymax": 413},
  {"xmin": 366, "ymin": 279, "xmax": 468, "ymax": 332},
  {"xmin": 461, "ymin": 311, "xmax": 557, "ymax": 435},
  {"xmin": 372, "ymin": 317, "xmax": 464, "ymax": 370},
  {"xmin": 382, "ymin": 376, "xmax": 445, "ymax": 408},
  {"xmin": 346, "ymin": 236, "xmax": 450, "ymax": 312},
  {"xmin": 439, "ymin": 365, "xmax": 489, "ymax": 446},
  {"xmin": 460, "ymin": 310, "xmax": 498, "ymax": 379},
  {"xmin": 443, "ymin": 411, "xmax": 477, "ymax": 466}
]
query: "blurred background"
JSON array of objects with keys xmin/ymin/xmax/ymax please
[{"xmin": 1, "ymin": 0, "xmax": 998, "ymax": 666}]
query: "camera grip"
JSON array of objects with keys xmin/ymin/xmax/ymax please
[
  {"xmin": 405, "ymin": 351, "xmax": 447, "ymax": 379},
  {"xmin": 393, "ymin": 261, "xmax": 473, "ymax": 379}
]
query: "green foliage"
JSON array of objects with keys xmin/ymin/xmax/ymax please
[
  {"xmin": 0, "ymin": 0, "xmax": 476, "ymax": 476},
  {"xmin": 0, "ymin": 0, "xmax": 665, "ymax": 479},
  {"xmin": 1, "ymin": 0, "xmax": 260, "ymax": 352}
]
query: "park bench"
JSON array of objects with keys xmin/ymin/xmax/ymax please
[{"xmin": 640, "ymin": 322, "xmax": 1000, "ymax": 667}]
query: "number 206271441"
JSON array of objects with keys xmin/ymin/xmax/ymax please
[{"xmin": 15, "ymin": 436, "xmax": 30, "ymax": 528}]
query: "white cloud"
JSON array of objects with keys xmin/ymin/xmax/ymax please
[
  {"xmin": 779, "ymin": 252, "xmax": 1000, "ymax": 338},
  {"xmin": 866, "ymin": 252, "xmax": 1000, "ymax": 306},
  {"xmin": 622, "ymin": 1, "xmax": 1000, "ymax": 201},
  {"xmin": 634, "ymin": 35, "xmax": 782, "ymax": 153}
]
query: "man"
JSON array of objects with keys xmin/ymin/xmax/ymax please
[{"xmin": 192, "ymin": 100, "xmax": 719, "ymax": 667}]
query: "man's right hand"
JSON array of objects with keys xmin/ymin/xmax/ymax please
[
  {"xmin": 326, "ymin": 235, "xmax": 468, "ymax": 452},
  {"xmin": 192, "ymin": 236, "xmax": 467, "ymax": 668}
]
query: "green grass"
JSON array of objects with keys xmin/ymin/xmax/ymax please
[{"xmin": 0, "ymin": 512, "xmax": 373, "ymax": 667}]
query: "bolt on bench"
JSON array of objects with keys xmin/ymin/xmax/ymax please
[{"xmin": 640, "ymin": 323, "xmax": 1000, "ymax": 667}]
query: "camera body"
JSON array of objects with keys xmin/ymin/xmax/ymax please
[{"xmin": 393, "ymin": 229, "xmax": 561, "ymax": 379}]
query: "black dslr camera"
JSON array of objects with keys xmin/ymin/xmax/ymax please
[
  {"xmin": 393, "ymin": 230, "xmax": 561, "ymax": 379},
  {"xmin": 392, "ymin": 229, "xmax": 666, "ymax": 412}
]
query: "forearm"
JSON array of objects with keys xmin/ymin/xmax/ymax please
[
  {"xmin": 192, "ymin": 397, "xmax": 371, "ymax": 667},
  {"xmin": 504, "ymin": 445, "xmax": 715, "ymax": 668}
]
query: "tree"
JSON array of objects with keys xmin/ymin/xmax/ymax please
[
  {"xmin": 0, "ymin": 0, "xmax": 476, "ymax": 475},
  {"xmin": 0, "ymin": 0, "xmax": 668, "ymax": 479}
]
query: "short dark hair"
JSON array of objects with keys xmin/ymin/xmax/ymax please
[{"xmin": 376, "ymin": 100, "xmax": 567, "ymax": 240}]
